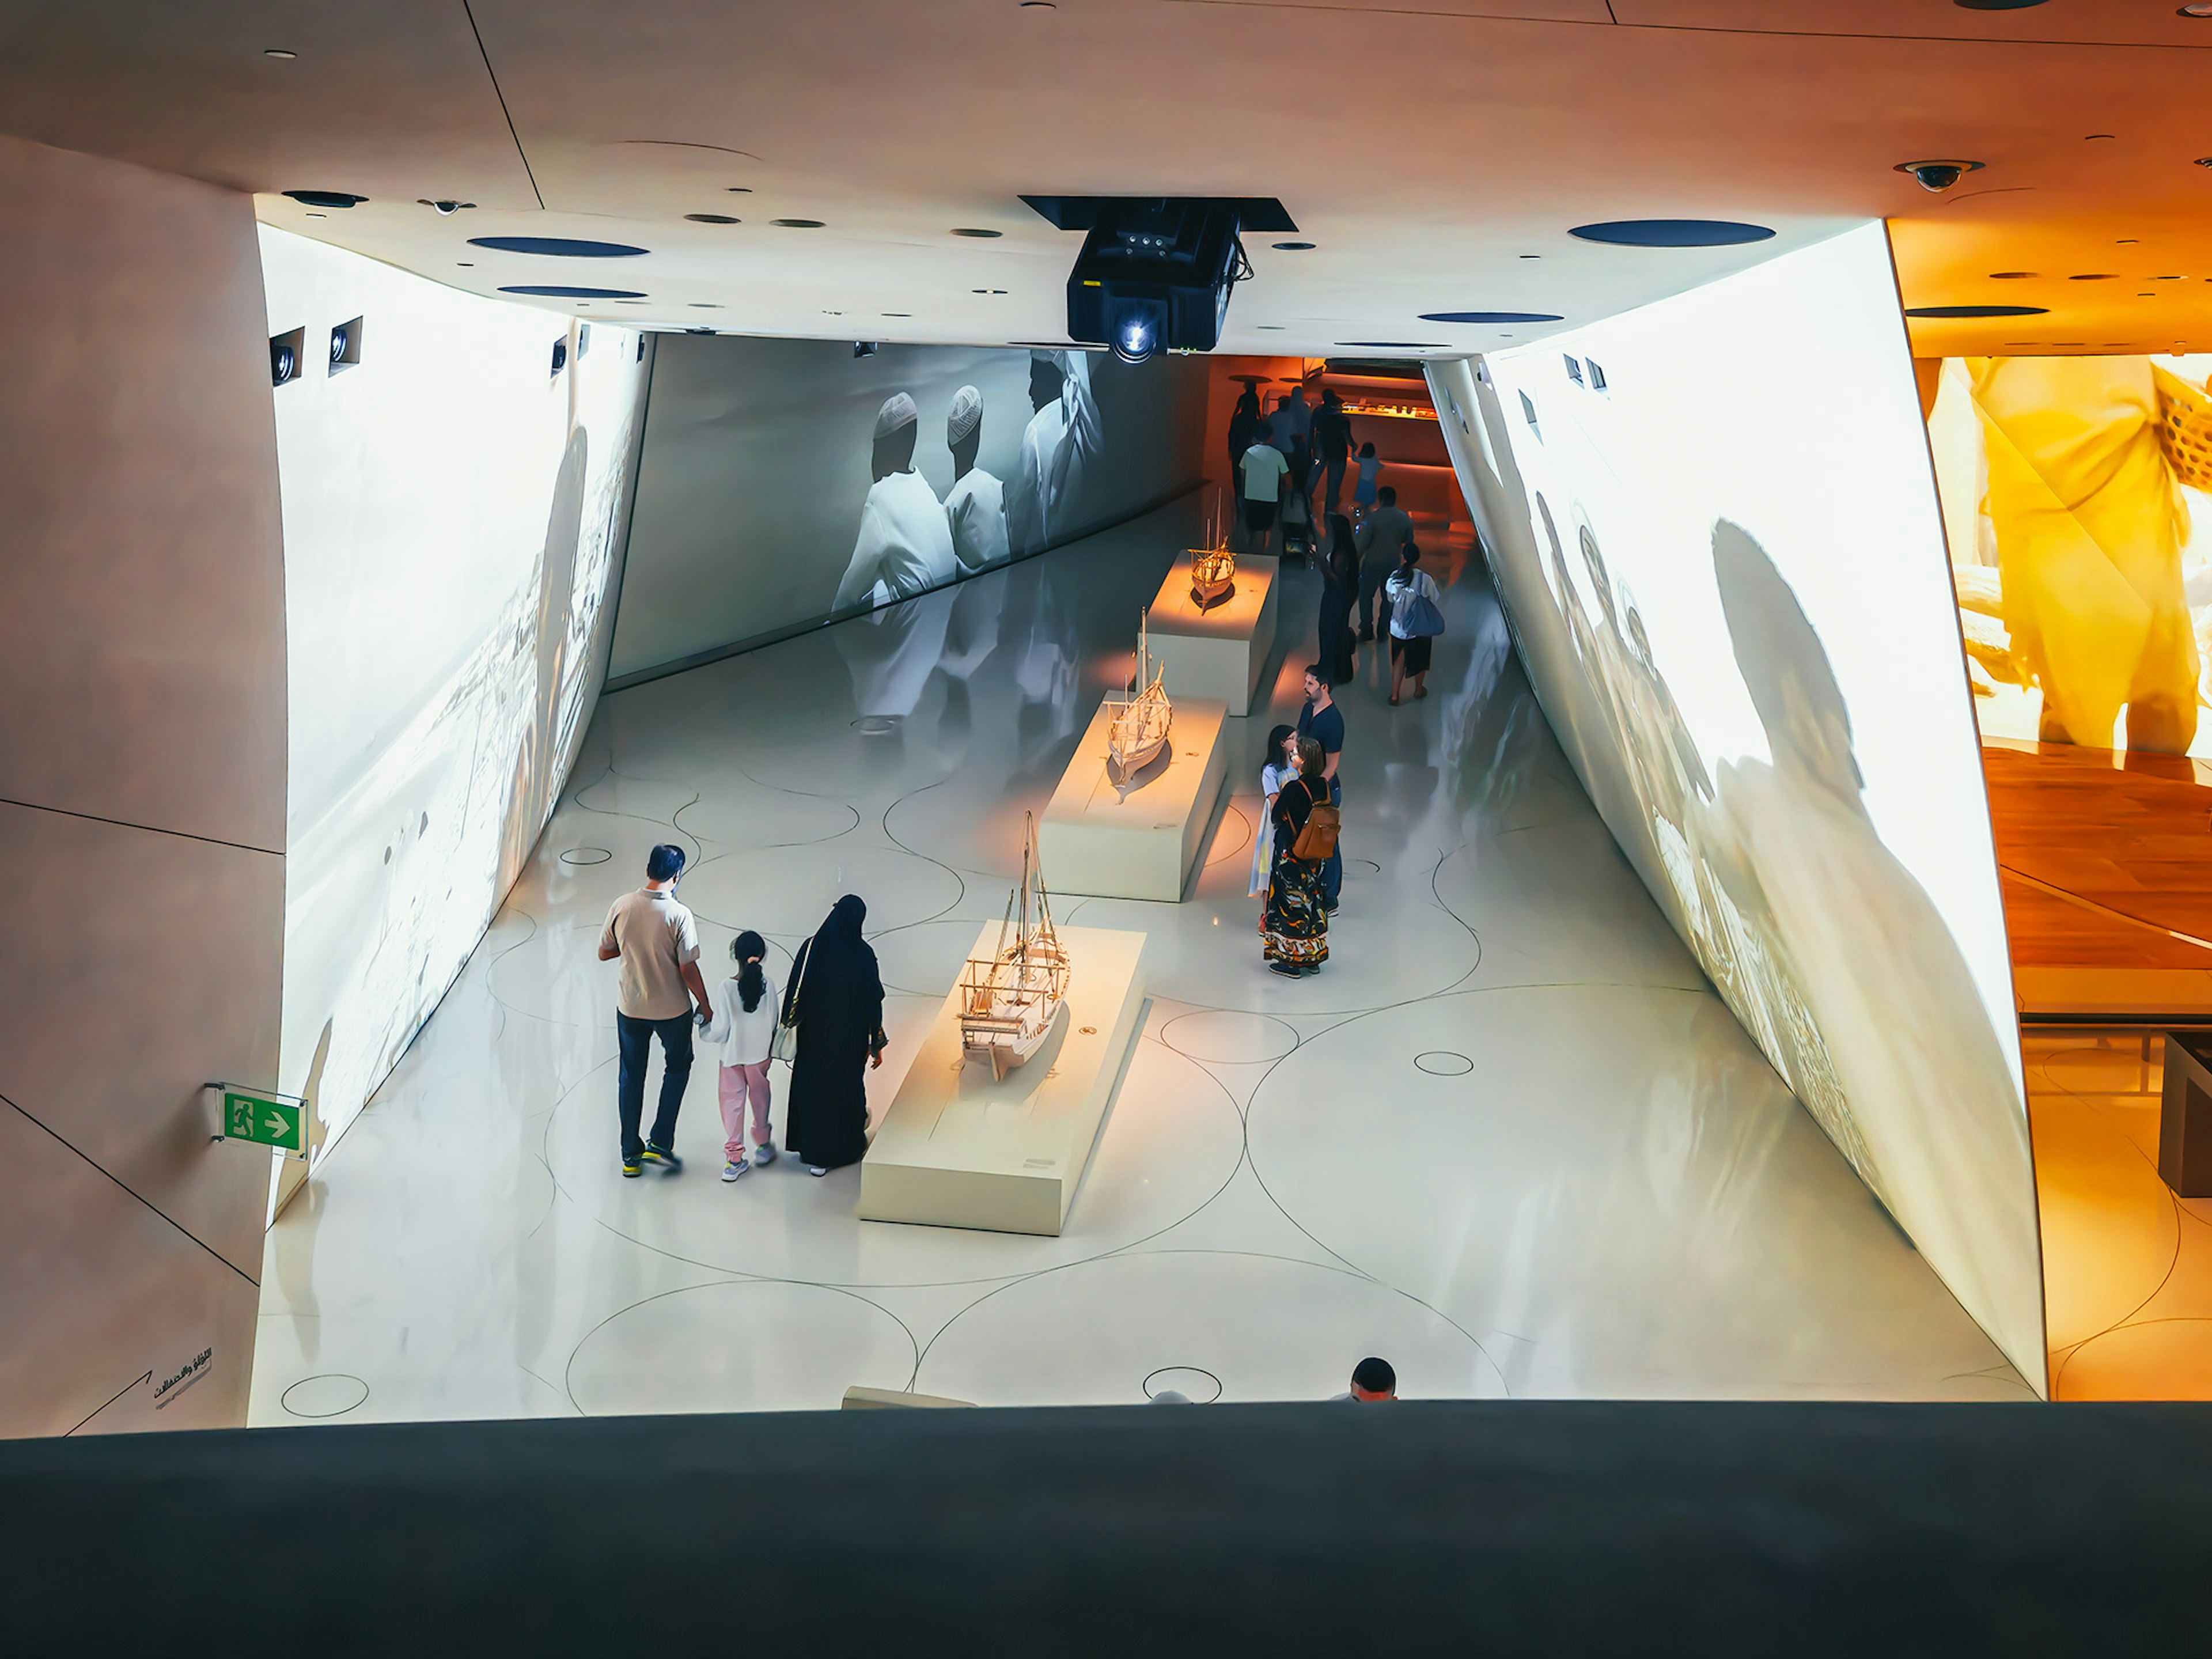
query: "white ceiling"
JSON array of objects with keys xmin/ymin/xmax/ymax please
[{"xmin": 4, "ymin": 1, "xmax": 2211, "ymax": 357}]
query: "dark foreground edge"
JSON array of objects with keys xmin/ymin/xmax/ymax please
[{"xmin": 7, "ymin": 1401, "xmax": 2210, "ymax": 1653}]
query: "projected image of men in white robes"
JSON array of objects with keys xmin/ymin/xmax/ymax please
[{"xmin": 834, "ymin": 391, "xmax": 959, "ymax": 612}]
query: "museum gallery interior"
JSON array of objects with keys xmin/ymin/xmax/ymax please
[{"xmin": 13, "ymin": 1, "xmax": 2212, "ymax": 1646}]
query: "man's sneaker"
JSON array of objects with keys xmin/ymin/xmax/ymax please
[
  {"xmin": 721, "ymin": 1157, "xmax": 749, "ymax": 1182},
  {"xmin": 806, "ymin": 1164, "xmax": 828, "ymax": 1177},
  {"xmin": 640, "ymin": 1143, "xmax": 684, "ymax": 1174},
  {"xmin": 753, "ymin": 1141, "xmax": 779, "ymax": 1167},
  {"xmin": 622, "ymin": 1156, "xmax": 643, "ymax": 1178}
]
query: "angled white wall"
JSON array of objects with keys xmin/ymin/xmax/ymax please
[
  {"xmin": 0, "ymin": 134, "xmax": 286, "ymax": 1435},
  {"xmin": 259, "ymin": 229, "xmax": 651, "ymax": 1172},
  {"xmin": 1426, "ymin": 224, "xmax": 2046, "ymax": 1392}
]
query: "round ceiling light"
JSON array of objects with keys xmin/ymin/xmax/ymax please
[
  {"xmin": 770, "ymin": 218, "xmax": 825, "ymax": 228},
  {"xmin": 2179, "ymin": 3, "xmax": 2212, "ymax": 16},
  {"xmin": 263, "ymin": 48, "xmax": 296, "ymax": 59},
  {"xmin": 684, "ymin": 213, "xmax": 740, "ymax": 224},
  {"xmin": 1569, "ymin": 219, "xmax": 1774, "ymax": 247},
  {"xmin": 1420, "ymin": 311, "xmax": 1565, "ymax": 324},
  {"xmin": 1904, "ymin": 304, "xmax": 2050, "ymax": 317},
  {"xmin": 2070, "ymin": 272, "xmax": 2118, "ymax": 280},
  {"xmin": 498, "ymin": 285, "xmax": 647, "ymax": 299},
  {"xmin": 283, "ymin": 190, "xmax": 366, "ymax": 209},
  {"xmin": 1954, "ymin": 0, "xmax": 2051, "ymax": 9},
  {"xmin": 951, "ymin": 228, "xmax": 1002, "ymax": 238},
  {"xmin": 1988, "ymin": 271, "xmax": 2038, "ymax": 278},
  {"xmin": 1272, "ymin": 241, "xmax": 1316, "ymax": 251},
  {"xmin": 469, "ymin": 236, "xmax": 647, "ymax": 257}
]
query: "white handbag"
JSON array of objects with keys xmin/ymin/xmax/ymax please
[{"xmin": 772, "ymin": 938, "xmax": 810, "ymax": 1063}]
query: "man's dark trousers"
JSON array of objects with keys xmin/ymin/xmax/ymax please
[{"xmin": 616, "ymin": 1010, "xmax": 694, "ymax": 1159}]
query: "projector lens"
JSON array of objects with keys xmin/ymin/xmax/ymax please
[{"xmin": 1115, "ymin": 313, "xmax": 1157, "ymax": 364}]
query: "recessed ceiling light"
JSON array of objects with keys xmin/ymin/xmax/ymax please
[
  {"xmin": 2085, "ymin": 134, "xmax": 2117, "ymax": 141},
  {"xmin": 263, "ymin": 48, "xmax": 296, "ymax": 59},
  {"xmin": 771, "ymin": 218, "xmax": 825, "ymax": 228},
  {"xmin": 1905, "ymin": 304, "xmax": 2050, "ymax": 317},
  {"xmin": 1256, "ymin": 325, "xmax": 1286, "ymax": 331},
  {"xmin": 1272, "ymin": 241, "xmax": 1316, "ymax": 251},
  {"xmin": 2198, "ymin": 158, "xmax": 2212, "ymax": 168},
  {"xmin": 991, "ymin": 289, "xmax": 1007, "ymax": 294},
  {"xmin": 2180, "ymin": 3, "xmax": 2212, "ymax": 17},
  {"xmin": 1570, "ymin": 219, "xmax": 1774, "ymax": 247},
  {"xmin": 472, "ymin": 236, "xmax": 647, "ymax": 257},
  {"xmin": 2159, "ymin": 275, "xmax": 2186, "ymax": 280},
  {"xmin": 688, "ymin": 302, "xmax": 721, "ymax": 309},
  {"xmin": 2141, "ymin": 292, "xmax": 2158, "ymax": 297},
  {"xmin": 456, "ymin": 262, "xmax": 474, "ymax": 267},
  {"xmin": 1520, "ymin": 255, "xmax": 1542, "ymax": 260},
  {"xmin": 1988, "ymin": 271, "xmax": 2037, "ymax": 278},
  {"xmin": 499, "ymin": 285, "xmax": 647, "ymax": 299},
  {"xmin": 1421, "ymin": 311, "xmax": 1565, "ymax": 324},
  {"xmin": 726, "ymin": 187, "xmax": 752, "ymax": 194},
  {"xmin": 882, "ymin": 312, "xmax": 911, "ymax": 317},
  {"xmin": 1020, "ymin": 2, "xmax": 1056, "ymax": 8},
  {"xmin": 283, "ymin": 190, "xmax": 366, "ymax": 209},
  {"xmin": 1955, "ymin": 1, "xmax": 2052, "ymax": 9},
  {"xmin": 2070, "ymin": 272, "xmax": 2118, "ymax": 279},
  {"xmin": 951, "ymin": 228, "xmax": 1002, "ymax": 238},
  {"xmin": 684, "ymin": 213, "xmax": 740, "ymax": 225},
  {"xmin": 306, "ymin": 211, "xmax": 327, "ymax": 218}
]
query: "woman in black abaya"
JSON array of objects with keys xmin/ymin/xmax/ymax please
[{"xmin": 781, "ymin": 894, "xmax": 887, "ymax": 1176}]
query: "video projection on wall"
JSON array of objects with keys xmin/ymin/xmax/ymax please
[
  {"xmin": 262, "ymin": 228, "xmax": 649, "ymax": 1168},
  {"xmin": 1926, "ymin": 353, "xmax": 2212, "ymax": 757},
  {"xmin": 609, "ymin": 335, "xmax": 1206, "ymax": 683},
  {"xmin": 1426, "ymin": 223, "xmax": 2047, "ymax": 1391}
]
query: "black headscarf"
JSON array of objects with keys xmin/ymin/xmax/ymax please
[{"xmin": 791, "ymin": 893, "xmax": 883, "ymax": 1026}]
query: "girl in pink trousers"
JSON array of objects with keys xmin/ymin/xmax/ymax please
[{"xmin": 703, "ymin": 930, "xmax": 780, "ymax": 1181}]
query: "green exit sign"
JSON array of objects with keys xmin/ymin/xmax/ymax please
[{"xmin": 220, "ymin": 1090, "xmax": 304, "ymax": 1153}]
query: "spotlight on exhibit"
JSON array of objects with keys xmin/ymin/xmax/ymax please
[{"xmin": 1023, "ymin": 194, "xmax": 1296, "ymax": 363}]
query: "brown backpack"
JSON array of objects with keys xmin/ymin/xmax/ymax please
[{"xmin": 1289, "ymin": 781, "xmax": 1340, "ymax": 862}]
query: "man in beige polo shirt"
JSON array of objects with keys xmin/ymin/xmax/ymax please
[{"xmin": 597, "ymin": 843, "xmax": 713, "ymax": 1177}]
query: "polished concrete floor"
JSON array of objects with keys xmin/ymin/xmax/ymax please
[
  {"xmin": 2026, "ymin": 1029, "xmax": 2212, "ymax": 1399},
  {"xmin": 249, "ymin": 497, "xmax": 2028, "ymax": 1424}
]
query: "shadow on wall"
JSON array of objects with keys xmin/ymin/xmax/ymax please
[{"xmin": 1422, "ymin": 222, "xmax": 2046, "ymax": 1392}]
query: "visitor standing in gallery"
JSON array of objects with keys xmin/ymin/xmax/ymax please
[
  {"xmin": 1251, "ymin": 724, "xmax": 1297, "ymax": 900},
  {"xmin": 1318, "ymin": 514, "xmax": 1360, "ymax": 688},
  {"xmin": 1314, "ymin": 388, "xmax": 1353, "ymax": 518},
  {"xmin": 781, "ymin": 894, "xmax": 888, "ymax": 1176},
  {"xmin": 597, "ymin": 843, "xmax": 713, "ymax": 1179},
  {"xmin": 1385, "ymin": 543, "xmax": 1444, "ymax": 706},
  {"xmin": 1262, "ymin": 736, "xmax": 1333, "ymax": 977},
  {"xmin": 1354, "ymin": 483, "xmax": 1412, "ymax": 639},
  {"xmin": 1240, "ymin": 430, "xmax": 1290, "ymax": 558},
  {"xmin": 1298, "ymin": 661, "xmax": 1347, "ymax": 913},
  {"xmin": 1351, "ymin": 442, "xmax": 1383, "ymax": 520},
  {"xmin": 703, "ymin": 930, "xmax": 781, "ymax": 1181},
  {"xmin": 1227, "ymin": 385, "xmax": 1262, "ymax": 491}
]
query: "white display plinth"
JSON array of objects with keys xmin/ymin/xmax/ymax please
[
  {"xmin": 1039, "ymin": 696, "xmax": 1229, "ymax": 902},
  {"xmin": 857, "ymin": 923, "xmax": 1147, "ymax": 1237},
  {"xmin": 1145, "ymin": 552, "xmax": 1279, "ymax": 716}
]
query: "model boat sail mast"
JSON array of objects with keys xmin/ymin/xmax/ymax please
[
  {"xmin": 959, "ymin": 811, "xmax": 1072, "ymax": 1081},
  {"xmin": 1189, "ymin": 498, "xmax": 1236, "ymax": 610},
  {"xmin": 1105, "ymin": 607, "xmax": 1173, "ymax": 786}
]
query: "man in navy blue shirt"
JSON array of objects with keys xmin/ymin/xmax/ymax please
[{"xmin": 1297, "ymin": 664, "xmax": 1345, "ymax": 912}]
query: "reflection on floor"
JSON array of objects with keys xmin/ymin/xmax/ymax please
[
  {"xmin": 2027, "ymin": 1029, "xmax": 2212, "ymax": 1399},
  {"xmin": 1984, "ymin": 740, "xmax": 2212, "ymax": 1017},
  {"xmin": 251, "ymin": 496, "xmax": 2027, "ymax": 1425}
]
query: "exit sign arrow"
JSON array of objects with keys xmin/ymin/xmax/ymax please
[{"xmin": 214, "ymin": 1088, "xmax": 305, "ymax": 1154}]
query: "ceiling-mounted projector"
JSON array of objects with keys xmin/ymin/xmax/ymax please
[{"xmin": 1024, "ymin": 195, "xmax": 1295, "ymax": 362}]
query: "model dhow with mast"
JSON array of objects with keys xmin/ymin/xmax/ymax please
[
  {"xmin": 959, "ymin": 812, "xmax": 1072, "ymax": 1081},
  {"xmin": 1188, "ymin": 499, "xmax": 1235, "ymax": 611},
  {"xmin": 1105, "ymin": 607, "xmax": 1173, "ymax": 786}
]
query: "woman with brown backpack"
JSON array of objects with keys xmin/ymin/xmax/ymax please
[{"xmin": 1261, "ymin": 736, "xmax": 1337, "ymax": 977}]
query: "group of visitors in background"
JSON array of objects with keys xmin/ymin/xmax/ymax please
[
  {"xmin": 1232, "ymin": 383, "xmax": 1379, "ymax": 563},
  {"xmin": 599, "ymin": 844, "xmax": 887, "ymax": 1183}
]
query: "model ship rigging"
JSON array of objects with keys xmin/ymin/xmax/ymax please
[
  {"xmin": 959, "ymin": 812, "xmax": 1072, "ymax": 1081},
  {"xmin": 1104, "ymin": 607, "xmax": 1173, "ymax": 787},
  {"xmin": 1188, "ymin": 501, "xmax": 1235, "ymax": 611}
]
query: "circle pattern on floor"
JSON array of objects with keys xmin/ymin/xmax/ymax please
[
  {"xmin": 569, "ymin": 1281, "xmax": 915, "ymax": 1415},
  {"xmin": 1161, "ymin": 1009, "xmax": 1299, "ymax": 1065},
  {"xmin": 1143, "ymin": 1365, "xmax": 1223, "ymax": 1403},
  {"xmin": 559, "ymin": 847, "xmax": 613, "ymax": 866},
  {"xmin": 281, "ymin": 1373, "xmax": 370, "ymax": 1419},
  {"xmin": 1415, "ymin": 1051, "xmax": 1474, "ymax": 1076}
]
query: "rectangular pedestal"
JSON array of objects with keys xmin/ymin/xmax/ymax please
[
  {"xmin": 1145, "ymin": 553, "xmax": 1278, "ymax": 717},
  {"xmin": 857, "ymin": 924, "xmax": 1147, "ymax": 1236},
  {"xmin": 1039, "ymin": 696, "xmax": 1229, "ymax": 902}
]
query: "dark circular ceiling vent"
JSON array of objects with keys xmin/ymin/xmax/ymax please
[
  {"xmin": 1570, "ymin": 220, "xmax": 1775, "ymax": 247},
  {"xmin": 1421, "ymin": 311, "xmax": 1565, "ymax": 324},
  {"xmin": 468, "ymin": 236, "xmax": 649, "ymax": 257},
  {"xmin": 1904, "ymin": 305, "xmax": 2051, "ymax": 317},
  {"xmin": 498, "ymin": 285, "xmax": 648, "ymax": 299},
  {"xmin": 283, "ymin": 190, "xmax": 366, "ymax": 209}
]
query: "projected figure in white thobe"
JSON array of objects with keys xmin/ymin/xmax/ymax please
[
  {"xmin": 944, "ymin": 382, "xmax": 1012, "ymax": 574},
  {"xmin": 1008, "ymin": 349, "xmax": 1101, "ymax": 558},
  {"xmin": 834, "ymin": 391, "xmax": 959, "ymax": 611}
]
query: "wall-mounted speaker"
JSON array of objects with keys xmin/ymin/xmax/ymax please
[
  {"xmin": 271, "ymin": 327, "xmax": 305, "ymax": 388},
  {"xmin": 329, "ymin": 316, "xmax": 363, "ymax": 375}
]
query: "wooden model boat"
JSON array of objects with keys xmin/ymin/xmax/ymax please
[
  {"xmin": 1188, "ymin": 502, "xmax": 1235, "ymax": 610},
  {"xmin": 959, "ymin": 812, "xmax": 1071, "ymax": 1081},
  {"xmin": 1105, "ymin": 608, "xmax": 1172, "ymax": 786}
]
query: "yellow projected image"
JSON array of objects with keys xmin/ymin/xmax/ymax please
[{"xmin": 1929, "ymin": 354, "xmax": 2212, "ymax": 756}]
